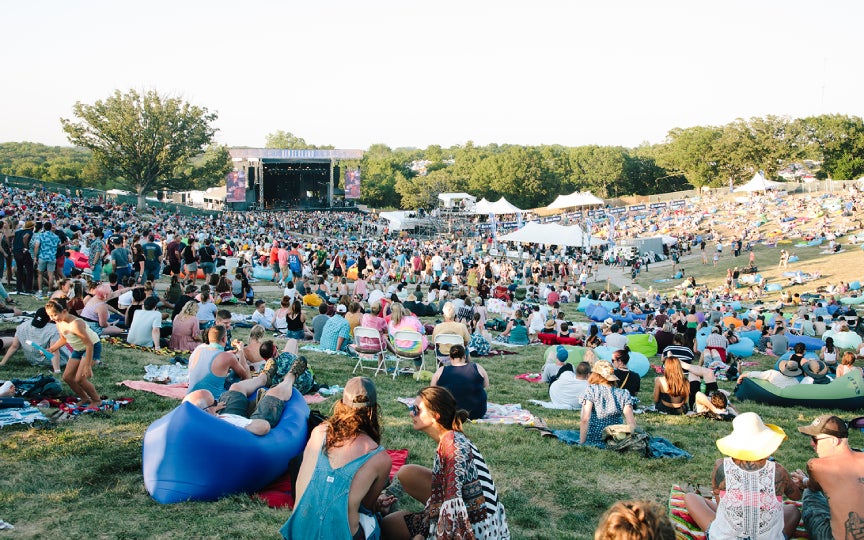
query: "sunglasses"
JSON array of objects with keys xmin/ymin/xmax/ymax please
[
  {"xmin": 811, "ymin": 436, "xmax": 831, "ymax": 444},
  {"xmin": 408, "ymin": 405, "xmax": 418, "ymax": 416},
  {"xmin": 204, "ymin": 401, "xmax": 219, "ymax": 410}
]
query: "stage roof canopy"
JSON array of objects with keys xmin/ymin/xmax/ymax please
[{"xmin": 229, "ymin": 148, "xmax": 364, "ymax": 162}]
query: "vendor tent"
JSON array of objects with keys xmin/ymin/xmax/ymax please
[
  {"xmin": 546, "ymin": 191, "xmax": 605, "ymax": 210},
  {"xmin": 487, "ymin": 197, "xmax": 522, "ymax": 214},
  {"xmin": 498, "ymin": 222, "xmax": 606, "ymax": 247},
  {"xmin": 733, "ymin": 172, "xmax": 786, "ymax": 193},
  {"xmin": 472, "ymin": 198, "xmax": 492, "ymax": 214}
]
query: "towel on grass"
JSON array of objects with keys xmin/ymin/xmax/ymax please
[
  {"xmin": 0, "ymin": 406, "xmax": 48, "ymax": 427},
  {"xmin": 529, "ymin": 399, "xmax": 579, "ymax": 410},
  {"xmin": 668, "ymin": 484, "xmax": 808, "ymax": 539},
  {"xmin": 397, "ymin": 398, "xmax": 540, "ymax": 425},
  {"xmin": 553, "ymin": 430, "xmax": 692, "ymax": 458},
  {"xmin": 515, "ymin": 373, "xmax": 542, "ymax": 383},
  {"xmin": 103, "ymin": 337, "xmax": 188, "ymax": 357}
]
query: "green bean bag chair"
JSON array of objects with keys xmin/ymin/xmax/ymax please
[{"xmin": 626, "ymin": 333, "xmax": 658, "ymax": 357}]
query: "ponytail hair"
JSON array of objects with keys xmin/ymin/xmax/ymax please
[{"xmin": 416, "ymin": 386, "xmax": 469, "ymax": 432}]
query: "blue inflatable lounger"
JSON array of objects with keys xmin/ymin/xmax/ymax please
[{"xmin": 143, "ymin": 388, "xmax": 309, "ymax": 504}]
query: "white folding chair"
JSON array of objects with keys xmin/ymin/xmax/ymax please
[
  {"xmin": 390, "ymin": 330, "xmax": 427, "ymax": 379},
  {"xmin": 433, "ymin": 333, "xmax": 465, "ymax": 367},
  {"xmin": 352, "ymin": 326, "xmax": 387, "ymax": 376}
]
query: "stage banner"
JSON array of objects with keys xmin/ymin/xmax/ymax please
[
  {"xmin": 345, "ymin": 169, "xmax": 361, "ymax": 199},
  {"xmin": 226, "ymin": 170, "xmax": 246, "ymax": 203}
]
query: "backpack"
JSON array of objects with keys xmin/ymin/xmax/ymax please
[{"xmin": 602, "ymin": 424, "xmax": 650, "ymax": 457}]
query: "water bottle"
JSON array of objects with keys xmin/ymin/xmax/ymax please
[{"xmin": 25, "ymin": 340, "xmax": 52, "ymax": 358}]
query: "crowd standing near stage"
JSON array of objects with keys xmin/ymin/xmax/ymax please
[{"xmin": 1, "ymin": 180, "xmax": 864, "ymax": 538}]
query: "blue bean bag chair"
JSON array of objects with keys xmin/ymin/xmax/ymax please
[
  {"xmin": 628, "ymin": 351, "xmax": 650, "ymax": 377},
  {"xmin": 785, "ymin": 334, "xmax": 824, "ymax": 351},
  {"xmin": 840, "ymin": 296, "xmax": 864, "ymax": 305},
  {"xmin": 252, "ymin": 265, "xmax": 275, "ymax": 280},
  {"xmin": 588, "ymin": 305, "xmax": 610, "ymax": 323},
  {"xmin": 727, "ymin": 337, "xmax": 755, "ymax": 358},
  {"xmin": 822, "ymin": 330, "xmax": 862, "ymax": 349},
  {"xmin": 788, "ymin": 255, "xmax": 799, "ymax": 263},
  {"xmin": 738, "ymin": 330, "xmax": 762, "ymax": 344},
  {"xmin": 765, "ymin": 283, "xmax": 783, "ymax": 292},
  {"xmin": 143, "ymin": 389, "xmax": 309, "ymax": 504},
  {"xmin": 626, "ymin": 333, "xmax": 658, "ymax": 357},
  {"xmin": 578, "ymin": 298, "xmax": 619, "ymax": 313},
  {"xmin": 593, "ymin": 346, "xmax": 613, "ymax": 360},
  {"xmin": 850, "ymin": 281, "xmax": 861, "ymax": 291}
]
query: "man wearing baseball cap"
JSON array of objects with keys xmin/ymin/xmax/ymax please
[
  {"xmin": 792, "ymin": 415, "xmax": 864, "ymax": 540},
  {"xmin": 281, "ymin": 377, "xmax": 393, "ymax": 539}
]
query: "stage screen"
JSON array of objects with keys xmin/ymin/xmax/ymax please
[
  {"xmin": 345, "ymin": 169, "xmax": 361, "ymax": 199},
  {"xmin": 226, "ymin": 170, "xmax": 246, "ymax": 202}
]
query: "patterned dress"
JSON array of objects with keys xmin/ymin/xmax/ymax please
[
  {"xmin": 406, "ymin": 430, "xmax": 509, "ymax": 539},
  {"xmin": 580, "ymin": 384, "xmax": 632, "ymax": 447}
]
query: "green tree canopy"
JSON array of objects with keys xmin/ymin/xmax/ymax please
[
  {"xmin": 264, "ymin": 130, "xmax": 334, "ymax": 150},
  {"xmin": 61, "ymin": 89, "xmax": 229, "ymax": 208}
]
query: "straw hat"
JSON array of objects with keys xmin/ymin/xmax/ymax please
[
  {"xmin": 591, "ymin": 360, "xmax": 619, "ymax": 382},
  {"xmin": 778, "ymin": 359, "xmax": 803, "ymax": 377},
  {"xmin": 24, "ymin": 220, "xmax": 35, "ymax": 230},
  {"xmin": 716, "ymin": 412, "xmax": 786, "ymax": 461},
  {"xmin": 544, "ymin": 319, "xmax": 556, "ymax": 330}
]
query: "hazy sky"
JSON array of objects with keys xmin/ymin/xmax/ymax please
[{"xmin": 3, "ymin": 0, "xmax": 861, "ymax": 150}]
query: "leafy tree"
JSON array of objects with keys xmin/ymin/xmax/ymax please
[
  {"xmin": 799, "ymin": 114, "xmax": 864, "ymax": 180},
  {"xmin": 568, "ymin": 145, "xmax": 629, "ymax": 197},
  {"xmin": 359, "ymin": 144, "xmax": 410, "ymax": 208},
  {"xmin": 655, "ymin": 126, "xmax": 723, "ymax": 188},
  {"xmin": 61, "ymin": 89, "xmax": 229, "ymax": 208}
]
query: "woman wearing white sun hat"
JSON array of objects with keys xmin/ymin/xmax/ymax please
[{"xmin": 683, "ymin": 412, "xmax": 802, "ymax": 539}]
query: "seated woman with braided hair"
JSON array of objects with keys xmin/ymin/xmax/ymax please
[{"xmin": 594, "ymin": 499, "xmax": 675, "ymax": 540}]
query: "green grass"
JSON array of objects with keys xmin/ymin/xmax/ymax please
[{"xmin": 1, "ymin": 240, "xmax": 862, "ymax": 538}]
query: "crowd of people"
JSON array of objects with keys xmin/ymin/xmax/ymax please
[{"xmin": 1, "ymin": 180, "xmax": 863, "ymax": 538}]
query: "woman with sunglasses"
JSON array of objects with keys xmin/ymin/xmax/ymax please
[{"xmin": 381, "ymin": 386, "xmax": 510, "ymax": 539}]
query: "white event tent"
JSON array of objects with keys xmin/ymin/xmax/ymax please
[
  {"xmin": 474, "ymin": 197, "xmax": 522, "ymax": 214},
  {"xmin": 733, "ymin": 172, "xmax": 786, "ymax": 193},
  {"xmin": 498, "ymin": 222, "xmax": 606, "ymax": 248},
  {"xmin": 546, "ymin": 190, "xmax": 605, "ymax": 210}
]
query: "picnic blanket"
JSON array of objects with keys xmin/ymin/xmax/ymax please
[
  {"xmin": 668, "ymin": 484, "xmax": 808, "ymax": 539},
  {"xmin": 397, "ymin": 398, "xmax": 541, "ymax": 426},
  {"xmin": 300, "ymin": 344, "xmax": 352, "ymax": 357},
  {"xmin": 515, "ymin": 373, "xmax": 542, "ymax": 383},
  {"xmin": 120, "ymin": 380, "xmax": 189, "ymax": 399},
  {"xmin": 0, "ymin": 405, "xmax": 48, "ymax": 428},
  {"xmin": 553, "ymin": 430, "xmax": 692, "ymax": 458},
  {"xmin": 528, "ymin": 399, "xmax": 579, "ymax": 410},
  {"xmin": 143, "ymin": 363, "xmax": 190, "ymax": 384},
  {"xmin": 484, "ymin": 348, "xmax": 519, "ymax": 357}
]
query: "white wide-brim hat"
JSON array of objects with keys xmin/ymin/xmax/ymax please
[{"xmin": 716, "ymin": 412, "xmax": 786, "ymax": 461}]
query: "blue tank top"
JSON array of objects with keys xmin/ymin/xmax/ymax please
[
  {"xmin": 187, "ymin": 345, "xmax": 227, "ymax": 398},
  {"xmin": 437, "ymin": 363, "xmax": 488, "ymax": 420},
  {"xmin": 281, "ymin": 438, "xmax": 384, "ymax": 540}
]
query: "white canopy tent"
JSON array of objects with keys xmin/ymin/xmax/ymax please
[
  {"xmin": 733, "ymin": 172, "xmax": 786, "ymax": 193},
  {"xmin": 498, "ymin": 222, "xmax": 606, "ymax": 248},
  {"xmin": 473, "ymin": 197, "xmax": 522, "ymax": 215},
  {"xmin": 378, "ymin": 211, "xmax": 412, "ymax": 230},
  {"xmin": 487, "ymin": 197, "xmax": 522, "ymax": 214},
  {"xmin": 472, "ymin": 198, "xmax": 492, "ymax": 214},
  {"xmin": 546, "ymin": 190, "xmax": 605, "ymax": 210},
  {"xmin": 437, "ymin": 192, "xmax": 476, "ymax": 210}
]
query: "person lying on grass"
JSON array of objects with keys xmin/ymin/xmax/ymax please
[{"xmin": 184, "ymin": 355, "xmax": 307, "ymax": 436}]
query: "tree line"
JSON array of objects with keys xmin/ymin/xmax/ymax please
[{"xmin": 1, "ymin": 89, "xmax": 861, "ymax": 210}]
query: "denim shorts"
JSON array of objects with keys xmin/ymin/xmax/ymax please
[
  {"xmin": 37, "ymin": 258, "xmax": 57, "ymax": 272},
  {"xmin": 71, "ymin": 341, "xmax": 102, "ymax": 360}
]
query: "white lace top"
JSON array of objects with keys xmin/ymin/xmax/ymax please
[{"xmin": 709, "ymin": 458, "xmax": 784, "ymax": 540}]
